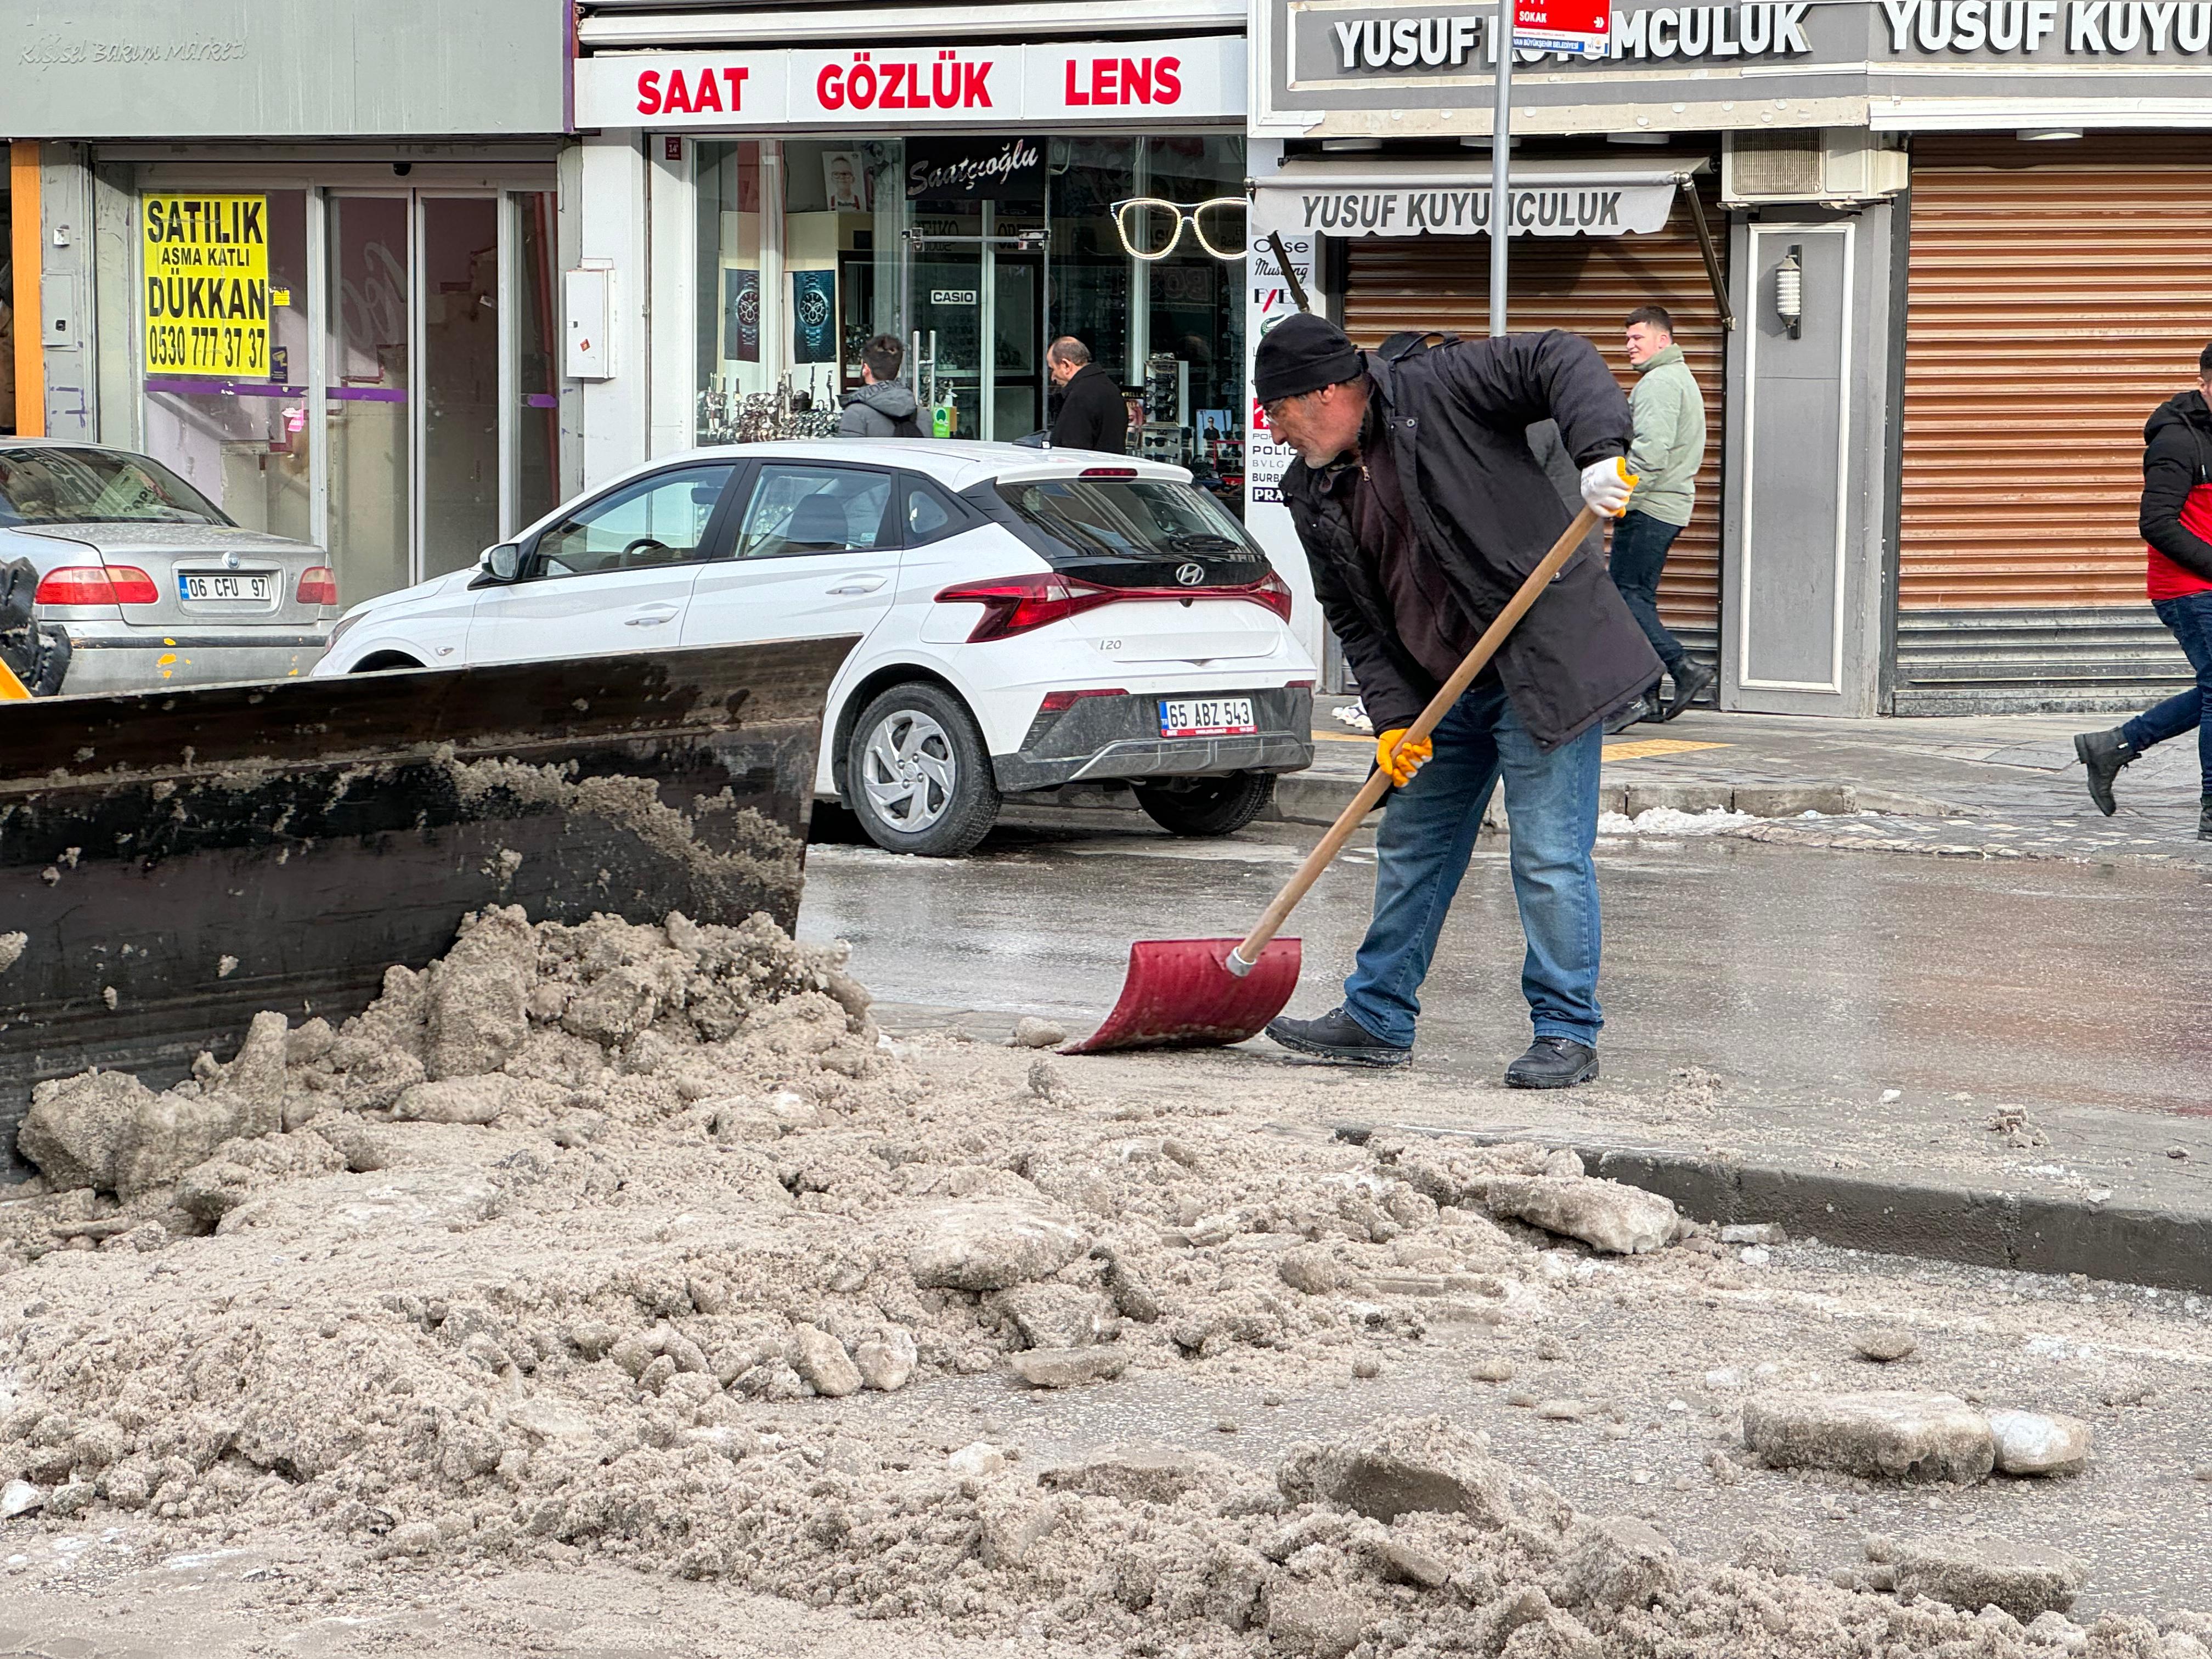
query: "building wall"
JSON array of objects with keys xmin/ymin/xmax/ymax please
[{"xmin": 2, "ymin": 0, "xmax": 568, "ymax": 139}]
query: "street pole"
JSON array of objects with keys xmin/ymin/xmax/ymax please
[{"xmin": 1488, "ymin": 5, "xmax": 1513, "ymax": 337}]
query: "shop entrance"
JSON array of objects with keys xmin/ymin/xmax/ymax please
[
  {"xmin": 133, "ymin": 173, "xmax": 556, "ymax": 608},
  {"xmin": 902, "ymin": 209, "xmax": 1045, "ymax": 442}
]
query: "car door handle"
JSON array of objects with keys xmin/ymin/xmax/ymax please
[
  {"xmin": 825, "ymin": 575, "xmax": 888, "ymax": 595},
  {"xmin": 625, "ymin": 605, "xmax": 680, "ymax": 628}
]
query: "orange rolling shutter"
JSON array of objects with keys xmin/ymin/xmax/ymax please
[
  {"xmin": 1341, "ymin": 176, "xmax": 1726, "ymax": 644},
  {"xmin": 1903, "ymin": 137, "xmax": 2212, "ymax": 610}
]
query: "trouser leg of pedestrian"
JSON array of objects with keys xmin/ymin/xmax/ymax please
[
  {"xmin": 2119, "ymin": 593, "xmax": 2212, "ymax": 797},
  {"xmin": 1607, "ymin": 509, "xmax": 1687, "ymax": 675},
  {"xmin": 1340, "ymin": 687, "xmax": 1605, "ymax": 1049},
  {"xmin": 1495, "ymin": 702, "xmax": 1605, "ymax": 1046},
  {"xmin": 1340, "ymin": 689, "xmax": 1503, "ymax": 1048}
]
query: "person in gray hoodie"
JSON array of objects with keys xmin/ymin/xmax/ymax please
[
  {"xmin": 1610, "ymin": 305, "xmax": 1713, "ymax": 724},
  {"xmin": 837, "ymin": 334, "xmax": 925, "ymax": 438}
]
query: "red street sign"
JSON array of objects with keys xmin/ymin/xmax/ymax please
[{"xmin": 1514, "ymin": 0, "xmax": 1610, "ymax": 53}]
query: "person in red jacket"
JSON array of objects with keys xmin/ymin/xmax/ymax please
[{"xmin": 2075, "ymin": 345, "xmax": 2212, "ymax": 840}]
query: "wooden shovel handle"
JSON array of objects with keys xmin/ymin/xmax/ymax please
[{"xmin": 1230, "ymin": 504, "xmax": 1603, "ymax": 971}]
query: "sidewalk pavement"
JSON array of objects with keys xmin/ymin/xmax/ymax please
[{"xmin": 1275, "ymin": 696, "xmax": 2212, "ymax": 866}]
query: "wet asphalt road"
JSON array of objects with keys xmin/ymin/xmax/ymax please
[{"xmin": 798, "ymin": 814, "xmax": 2212, "ymax": 1121}]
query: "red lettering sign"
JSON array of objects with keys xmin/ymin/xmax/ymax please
[
  {"xmin": 636, "ymin": 64, "xmax": 748, "ymax": 115},
  {"xmin": 1062, "ymin": 54, "xmax": 1183, "ymax": 107},
  {"xmin": 814, "ymin": 52, "xmax": 995, "ymax": 112}
]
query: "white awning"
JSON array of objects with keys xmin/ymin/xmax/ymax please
[
  {"xmin": 1253, "ymin": 157, "xmax": 1697, "ymax": 239},
  {"xmin": 578, "ymin": 0, "xmax": 1242, "ymax": 47}
]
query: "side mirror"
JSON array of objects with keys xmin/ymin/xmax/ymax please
[{"xmin": 483, "ymin": 543, "xmax": 522, "ymax": 582}]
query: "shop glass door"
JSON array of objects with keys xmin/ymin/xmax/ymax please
[
  {"xmin": 325, "ymin": 194, "xmax": 413, "ymax": 603},
  {"xmin": 992, "ymin": 252, "xmax": 1043, "ymax": 441},
  {"xmin": 323, "ymin": 191, "xmax": 551, "ymax": 603},
  {"xmin": 420, "ymin": 198, "xmax": 500, "ymax": 579},
  {"xmin": 909, "ymin": 215, "xmax": 984, "ymax": 439}
]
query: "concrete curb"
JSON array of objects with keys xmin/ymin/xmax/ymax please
[
  {"xmin": 1333, "ymin": 1121, "xmax": 2212, "ymax": 1295},
  {"xmin": 1269, "ymin": 774, "xmax": 1967, "ymax": 828}
]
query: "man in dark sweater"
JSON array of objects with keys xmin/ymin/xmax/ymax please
[
  {"xmin": 1047, "ymin": 337, "xmax": 1129, "ymax": 454},
  {"xmin": 2074, "ymin": 342, "xmax": 2212, "ymax": 840},
  {"xmin": 1258, "ymin": 314, "xmax": 1651, "ymax": 1087}
]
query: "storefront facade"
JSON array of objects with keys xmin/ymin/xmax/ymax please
[
  {"xmin": 3, "ymin": 0, "xmax": 568, "ymax": 607},
  {"xmin": 1250, "ymin": 0, "xmax": 2209, "ymax": 713},
  {"xmin": 565, "ymin": 0, "xmax": 1250, "ymax": 513}
]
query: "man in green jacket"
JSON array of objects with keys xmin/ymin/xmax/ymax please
[{"xmin": 1610, "ymin": 306, "xmax": 1713, "ymax": 724}]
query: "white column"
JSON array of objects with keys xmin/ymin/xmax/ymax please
[
  {"xmin": 647, "ymin": 136, "xmax": 697, "ymax": 458},
  {"xmin": 577, "ymin": 130, "xmax": 652, "ymax": 490}
]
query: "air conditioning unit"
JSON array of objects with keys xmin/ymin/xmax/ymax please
[{"xmin": 1722, "ymin": 129, "xmax": 1907, "ymax": 205}]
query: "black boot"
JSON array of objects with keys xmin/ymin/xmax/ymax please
[
  {"xmin": 1659, "ymin": 659, "xmax": 1716, "ymax": 722},
  {"xmin": 1265, "ymin": 1006, "xmax": 1411, "ymax": 1068},
  {"xmin": 2200, "ymin": 793, "xmax": 2211, "ymax": 841},
  {"xmin": 1504, "ymin": 1036, "xmax": 1600, "ymax": 1089},
  {"xmin": 1603, "ymin": 693, "xmax": 1655, "ymax": 736},
  {"xmin": 2073, "ymin": 727, "xmax": 2137, "ymax": 816}
]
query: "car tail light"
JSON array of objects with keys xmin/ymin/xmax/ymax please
[
  {"xmin": 935, "ymin": 573, "xmax": 1119, "ymax": 642},
  {"xmin": 1080, "ymin": 467, "xmax": 1139, "ymax": 478},
  {"xmin": 939, "ymin": 571, "xmax": 1295, "ymax": 643},
  {"xmin": 1252, "ymin": 569, "xmax": 1294, "ymax": 624},
  {"xmin": 1287, "ymin": 679, "xmax": 1316, "ymax": 690},
  {"xmin": 296, "ymin": 566, "xmax": 339, "ymax": 606},
  {"xmin": 1038, "ymin": 687, "xmax": 1127, "ymax": 714},
  {"xmin": 35, "ymin": 565, "xmax": 159, "ymax": 606}
]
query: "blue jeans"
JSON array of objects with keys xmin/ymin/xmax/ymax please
[
  {"xmin": 1609, "ymin": 509, "xmax": 1686, "ymax": 674},
  {"xmin": 1342, "ymin": 684, "xmax": 1604, "ymax": 1048},
  {"xmin": 2120, "ymin": 590, "xmax": 2212, "ymax": 795}
]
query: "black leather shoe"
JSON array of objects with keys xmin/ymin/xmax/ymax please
[
  {"xmin": 2073, "ymin": 727, "xmax": 2137, "ymax": 816},
  {"xmin": 1265, "ymin": 1007, "xmax": 1411, "ymax": 1068},
  {"xmin": 1504, "ymin": 1036, "xmax": 1600, "ymax": 1089},
  {"xmin": 1659, "ymin": 659, "xmax": 1716, "ymax": 722}
]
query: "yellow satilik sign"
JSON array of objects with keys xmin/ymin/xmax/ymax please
[{"xmin": 142, "ymin": 193, "xmax": 271, "ymax": 379}]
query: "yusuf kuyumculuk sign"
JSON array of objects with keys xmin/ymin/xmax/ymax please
[
  {"xmin": 1260, "ymin": 0, "xmax": 2212, "ymax": 134},
  {"xmin": 142, "ymin": 194, "xmax": 271, "ymax": 380}
]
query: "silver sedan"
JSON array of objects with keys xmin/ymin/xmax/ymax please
[{"xmin": 0, "ymin": 440, "xmax": 333, "ymax": 694}]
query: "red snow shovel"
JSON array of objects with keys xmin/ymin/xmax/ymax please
[{"xmin": 1064, "ymin": 501, "xmax": 1611, "ymax": 1056}]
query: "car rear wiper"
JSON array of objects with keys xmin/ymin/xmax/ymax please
[{"xmin": 1165, "ymin": 533, "xmax": 1242, "ymax": 553}]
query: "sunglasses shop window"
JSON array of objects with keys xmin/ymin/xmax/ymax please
[{"xmin": 689, "ymin": 134, "xmax": 1246, "ymax": 512}]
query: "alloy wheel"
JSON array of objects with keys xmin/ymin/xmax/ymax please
[{"xmin": 860, "ymin": 709, "xmax": 957, "ymax": 834}]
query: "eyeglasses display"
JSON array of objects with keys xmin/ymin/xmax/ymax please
[{"xmin": 1110, "ymin": 196, "xmax": 1246, "ymax": 262}]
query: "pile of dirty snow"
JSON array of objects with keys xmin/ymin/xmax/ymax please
[{"xmin": 0, "ymin": 906, "xmax": 2204, "ymax": 1657}]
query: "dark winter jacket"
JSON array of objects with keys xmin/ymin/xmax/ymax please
[
  {"xmin": 2139, "ymin": 390, "xmax": 2212, "ymax": 585},
  {"xmin": 1280, "ymin": 330, "xmax": 1659, "ymax": 750},
  {"xmin": 838, "ymin": 379, "xmax": 922, "ymax": 439},
  {"xmin": 1049, "ymin": 362, "xmax": 1128, "ymax": 454}
]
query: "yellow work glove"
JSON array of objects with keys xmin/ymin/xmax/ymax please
[
  {"xmin": 1577, "ymin": 456, "xmax": 1639, "ymax": 518},
  {"xmin": 1376, "ymin": 727, "xmax": 1432, "ymax": 786}
]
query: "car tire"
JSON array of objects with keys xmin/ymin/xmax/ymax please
[
  {"xmin": 845, "ymin": 682, "xmax": 1001, "ymax": 857},
  {"xmin": 1132, "ymin": 771, "xmax": 1277, "ymax": 837}
]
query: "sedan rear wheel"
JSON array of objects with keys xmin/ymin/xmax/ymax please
[{"xmin": 847, "ymin": 682, "xmax": 1001, "ymax": 856}]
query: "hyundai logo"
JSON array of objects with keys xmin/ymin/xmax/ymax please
[{"xmin": 1175, "ymin": 563, "xmax": 1206, "ymax": 587}]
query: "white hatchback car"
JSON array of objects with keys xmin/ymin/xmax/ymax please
[{"xmin": 313, "ymin": 441, "xmax": 1317, "ymax": 855}]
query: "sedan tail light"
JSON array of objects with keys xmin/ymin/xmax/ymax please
[
  {"xmin": 296, "ymin": 566, "xmax": 339, "ymax": 606},
  {"xmin": 36, "ymin": 565, "xmax": 160, "ymax": 606},
  {"xmin": 937, "ymin": 570, "xmax": 1295, "ymax": 643}
]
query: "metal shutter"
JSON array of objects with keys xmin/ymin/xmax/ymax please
[
  {"xmin": 1341, "ymin": 177, "xmax": 1726, "ymax": 648},
  {"xmin": 1898, "ymin": 137, "xmax": 2203, "ymax": 709}
]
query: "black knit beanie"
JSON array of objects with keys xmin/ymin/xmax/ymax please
[{"xmin": 1254, "ymin": 313, "xmax": 1364, "ymax": 402}]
